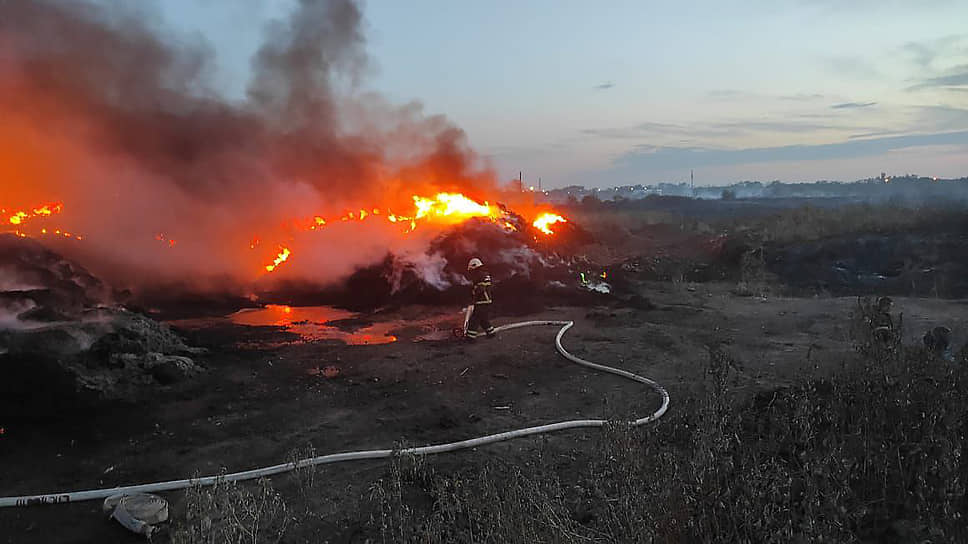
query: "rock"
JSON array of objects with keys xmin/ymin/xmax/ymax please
[{"xmin": 146, "ymin": 354, "xmax": 198, "ymax": 385}]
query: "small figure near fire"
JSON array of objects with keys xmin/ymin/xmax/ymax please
[
  {"xmin": 871, "ymin": 296, "xmax": 896, "ymax": 344},
  {"xmin": 465, "ymin": 257, "xmax": 496, "ymax": 339}
]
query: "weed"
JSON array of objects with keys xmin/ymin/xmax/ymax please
[
  {"xmin": 288, "ymin": 443, "xmax": 317, "ymax": 509},
  {"xmin": 171, "ymin": 473, "xmax": 289, "ymax": 544}
]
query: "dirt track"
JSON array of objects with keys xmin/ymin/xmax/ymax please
[{"xmin": 2, "ymin": 282, "xmax": 967, "ymax": 543}]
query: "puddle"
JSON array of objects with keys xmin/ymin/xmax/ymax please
[
  {"xmin": 171, "ymin": 305, "xmax": 398, "ymax": 345},
  {"xmin": 228, "ymin": 305, "xmax": 398, "ymax": 345},
  {"xmin": 170, "ymin": 305, "xmax": 467, "ymax": 347}
]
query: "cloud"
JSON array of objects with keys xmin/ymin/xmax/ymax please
[
  {"xmin": 706, "ymin": 90, "xmax": 827, "ymax": 103},
  {"xmin": 712, "ymin": 119, "xmax": 856, "ymax": 133},
  {"xmin": 610, "ymin": 130, "xmax": 968, "ymax": 176},
  {"xmin": 824, "ymin": 55, "xmax": 882, "ymax": 80},
  {"xmin": 831, "ymin": 101, "xmax": 877, "ymax": 109},
  {"xmin": 915, "ymin": 105, "xmax": 968, "ymax": 131},
  {"xmin": 847, "ymin": 130, "xmax": 908, "ymax": 140},
  {"xmin": 900, "ymin": 35, "xmax": 968, "ymax": 69},
  {"xmin": 907, "ymin": 66, "xmax": 968, "ymax": 90},
  {"xmin": 581, "ymin": 116, "xmax": 872, "ymax": 143},
  {"xmin": 778, "ymin": 93, "xmax": 826, "ymax": 101},
  {"xmin": 706, "ymin": 89, "xmax": 751, "ymax": 100},
  {"xmin": 594, "ymin": 81, "xmax": 615, "ymax": 90},
  {"xmin": 581, "ymin": 121, "xmax": 687, "ymax": 140}
]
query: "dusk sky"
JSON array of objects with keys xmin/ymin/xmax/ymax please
[{"xmin": 148, "ymin": 0, "xmax": 968, "ymax": 188}]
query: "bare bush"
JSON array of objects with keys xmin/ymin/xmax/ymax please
[
  {"xmin": 171, "ymin": 474, "xmax": 289, "ymax": 544},
  {"xmin": 288, "ymin": 443, "xmax": 318, "ymax": 509}
]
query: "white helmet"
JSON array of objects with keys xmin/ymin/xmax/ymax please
[{"xmin": 467, "ymin": 258, "xmax": 484, "ymax": 271}]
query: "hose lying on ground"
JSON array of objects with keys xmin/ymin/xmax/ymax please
[{"xmin": 0, "ymin": 320, "xmax": 670, "ymax": 508}]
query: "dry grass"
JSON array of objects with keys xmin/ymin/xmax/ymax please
[
  {"xmin": 358, "ymin": 318, "xmax": 968, "ymax": 543},
  {"xmin": 167, "ymin": 309, "xmax": 967, "ymax": 543},
  {"xmin": 171, "ymin": 474, "xmax": 289, "ymax": 544},
  {"xmin": 720, "ymin": 203, "xmax": 967, "ymax": 246}
]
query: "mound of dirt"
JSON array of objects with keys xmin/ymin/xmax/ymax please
[
  {"xmin": 0, "ymin": 234, "xmax": 112, "ymax": 325},
  {"xmin": 0, "ymin": 235, "xmax": 205, "ymax": 420}
]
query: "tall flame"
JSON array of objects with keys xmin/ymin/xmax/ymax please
[
  {"xmin": 532, "ymin": 213, "xmax": 567, "ymax": 235},
  {"xmin": 412, "ymin": 193, "xmax": 496, "ymax": 222}
]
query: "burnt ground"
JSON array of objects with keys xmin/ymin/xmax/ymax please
[
  {"xmin": 3, "ymin": 281, "xmax": 968, "ymax": 543},
  {"xmin": 767, "ymin": 230, "xmax": 968, "ymax": 298}
]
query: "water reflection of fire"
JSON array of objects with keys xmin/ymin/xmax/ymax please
[{"xmin": 229, "ymin": 304, "xmax": 398, "ymax": 345}]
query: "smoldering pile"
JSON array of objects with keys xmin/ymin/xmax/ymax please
[
  {"xmin": 0, "ymin": 234, "xmax": 204, "ymax": 420},
  {"xmin": 249, "ymin": 212, "xmax": 649, "ymax": 315}
]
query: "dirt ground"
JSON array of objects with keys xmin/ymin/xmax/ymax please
[{"xmin": 2, "ymin": 281, "xmax": 967, "ymax": 543}]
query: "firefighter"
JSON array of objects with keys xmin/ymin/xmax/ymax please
[
  {"xmin": 872, "ymin": 296, "xmax": 894, "ymax": 328},
  {"xmin": 871, "ymin": 296, "xmax": 895, "ymax": 344},
  {"xmin": 465, "ymin": 257, "xmax": 496, "ymax": 339}
]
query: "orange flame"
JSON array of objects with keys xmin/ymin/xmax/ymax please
[
  {"xmin": 412, "ymin": 193, "xmax": 497, "ymax": 222},
  {"xmin": 6, "ymin": 193, "xmax": 568, "ymax": 279},
  {"xmin": 258, "ymin": 192, "xmax": 569, "ymax": 274},
  {"xmin": 265, "ymin": 246, "xmax": 291, "ymax": 272},
  {"xmin": 2, "ymin": 201, "xmax": 82, "ymax": 240},
  {"xmin": 532, "ymin": 213, "xmax": 567, "ymax": 235},
  {"xmin": 6, "ymin": 201, "xmax": 63, "ymax": 226}
]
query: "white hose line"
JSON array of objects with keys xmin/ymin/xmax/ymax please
[{"xmin": 0, "ymin": 320, "xmax": 669, "ymax": 508}]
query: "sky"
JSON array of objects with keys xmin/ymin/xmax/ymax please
[{"xmin": 146, "ymin": 0, "xmax": 968, "ymax": 188}]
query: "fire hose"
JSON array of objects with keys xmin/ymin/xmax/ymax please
[{"xmin": 0, "ymin": 320, "xmax": 669, "ymax": 508}]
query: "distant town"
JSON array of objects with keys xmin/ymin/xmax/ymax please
[{"xmin": 531, "ymin": 173, "xmax": 968, "ymax": 205}]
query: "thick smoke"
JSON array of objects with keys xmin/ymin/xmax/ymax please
[{"xmin": 0, "ymin": 0, "xmax": 497, "ymax": 291}]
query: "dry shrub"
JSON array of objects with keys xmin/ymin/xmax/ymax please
[
  {"xmin": 171, "ymin": 474, "xmax": 289, "ymax": 544},
  {"xmin": 288, "ymin": 443, "xmax": 318, "ymax": 510},
  {"xmin": 369, "ymin": 444, "xmax": 590, "ymax": 543}
]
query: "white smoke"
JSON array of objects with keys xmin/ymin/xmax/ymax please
[
  {"xmin": 388, "ymin": 250, "xmax": 456, "ymax": 293},
  {"xmin": 488, "ymin": 246, "xmax": 547, "ymax": 277},
  {"xmin": 0, "ymin": 299, "xmax": 37, "ymax": 330}
]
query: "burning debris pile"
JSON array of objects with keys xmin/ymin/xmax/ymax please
[
  {"xmin": 0, "ymin": 234, "xmax": 204, "ymax": 420},
  {"xmin": 250, "ymin": 211, "xmax": 620, "ymax": 315}
]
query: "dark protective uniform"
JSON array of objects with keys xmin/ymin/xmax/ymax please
[
  {"xmin": 924, "ymin": 326, "xmax": 952, "ymax": 360},
  {"xmin": 871, "ymin": 296, "xmax": 895, "ymax": 344},
  {"xmin": 466, "ymin": 269, "xmax": 495, "ymax": 338}
]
